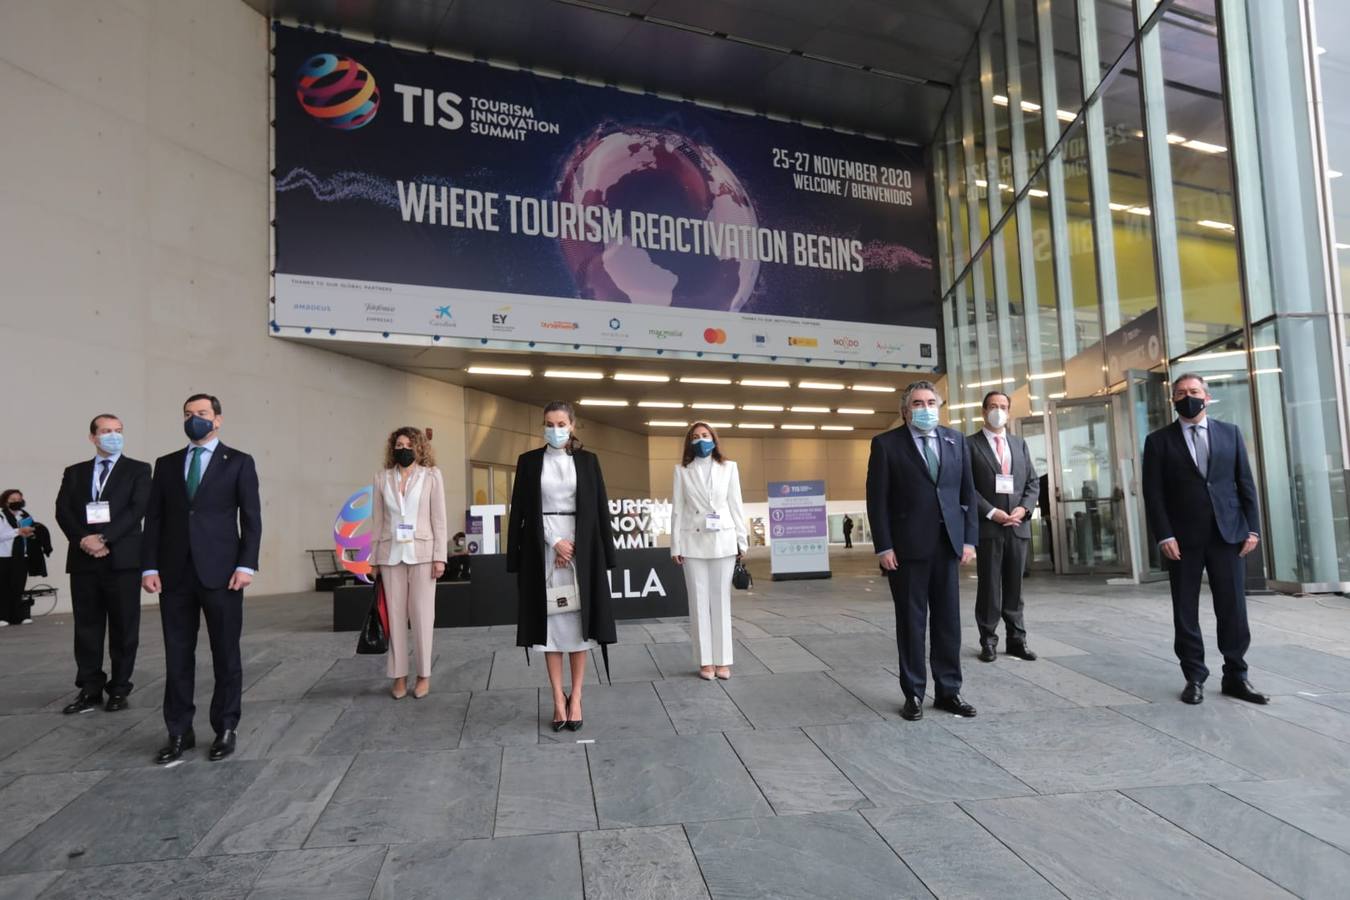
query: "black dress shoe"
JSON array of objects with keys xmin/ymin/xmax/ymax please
[
  {"xmin": 934, "ymin": 695, "xmax": 977, "ymax": 717},
  {"xmin": 104, "ymin": 694, "xmax": 128, "ymax": 712},
  {"xmin": 62, "ymin": 694, "xmax": 100, "ymax": 715},
  {"xmin": 900, "ymin": 697, "xmax": 924, "ymax": 721},
  {"xmin": 1221, "ymin": 679, "xmax": 1270, "ymax": 705},
  {"xmin": 156, "ymin": 730, "xmax": 196, "ymax": 764},
  {"xmin": 209, "ymin": 730, "xmax": 237, "ymax": 761},
  {"xmin": 978, "ymin": 645, "xmax": 997, "ymax": 663},
  {"xmin": 565, "ymin": 719, "xmax": 583, "ymax": 732},
  {"xmin": 1181, "ymin": 681, "xmax": 1204, "ymax": 705},
  {"xmin": 1006, "ymin": 642, "xmax": 1038, "ymax": 661}
]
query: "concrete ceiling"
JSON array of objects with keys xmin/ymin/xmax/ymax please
[
  {"xmin": 290, "ymin": 337, "xmax": 921, "ymax": 438},
  {"xmin": 241, "ymin": 0, "xmax": 991, "ymax": 144}
]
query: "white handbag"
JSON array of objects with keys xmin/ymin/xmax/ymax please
[{"xmin": 545, "ymin": 560, "xmax": 582, "ymax": 616}]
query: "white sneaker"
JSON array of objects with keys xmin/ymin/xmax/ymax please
[
  {"xmin": 0, "ymin": 621, "xmax": 8, "ymax": 627},
  {"xmin": 20, "ymin": 618, "xmax": 32, "ymax": 625}
]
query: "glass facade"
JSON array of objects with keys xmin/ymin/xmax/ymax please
[{"xmin": 934, "ymin": 0, "xmax": 1350, "ymax": 590}]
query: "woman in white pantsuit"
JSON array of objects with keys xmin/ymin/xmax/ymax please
[{"xmin": 671, "ymin": 423, "xmax": 748, "ymax": 680}]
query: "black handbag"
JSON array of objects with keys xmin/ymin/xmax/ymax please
[
  {"xmin": 356, "ymin": 577, "xmax": 389, "ymax": 654},
  {"xmin": 731, "ymin": 559, "xmax": 753, "ymax": 590}
]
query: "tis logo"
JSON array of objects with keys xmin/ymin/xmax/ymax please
[
  {"xmin": 703, "ymin": 328, "xmax": 727, "ymax": 345},
  {"xmin": 295, "ymin": 54, "xmax": 380, "ymax": 130}
]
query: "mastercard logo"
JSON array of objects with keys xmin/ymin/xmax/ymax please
[
  {"xmin": 703, "ymin": 328, "xmax": 727, "ymax": 344},
  {"xmin": 295, "ymin": 53, "xmax": 380, "ymax": 130}
]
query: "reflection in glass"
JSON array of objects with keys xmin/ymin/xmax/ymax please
[
  {"xmin": 1156, "ymin": 14, "xmax": 1243, "ymax": 350},
  {"xmin": 1057, "ymin": 119, "xmax": 1104, "ymax": 353},
  {"xmin": 1053, "ymin": 400, "xmax": 1122, "ymax": 569},
  {"xmin": 1249, "ymin": 318, "xmax": 1350, "ymax": 585}
]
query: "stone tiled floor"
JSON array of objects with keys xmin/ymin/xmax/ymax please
[{"xmin": 3, "ymin": 551, "xmax": 1350, "ymax": 898}]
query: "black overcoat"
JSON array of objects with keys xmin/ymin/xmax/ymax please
[{"xmin": 506, "ymin": 447, "xmax": 617, "ymax": 648}]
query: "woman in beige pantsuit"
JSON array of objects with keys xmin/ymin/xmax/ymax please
[{"xmin": 371, "ymin": 427, "xmax": 448, "ymax": 699}]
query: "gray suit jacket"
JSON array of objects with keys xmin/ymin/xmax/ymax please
[{"xmin": 967, "ymin": 430, "xmax": 1039, "ymax": 541}]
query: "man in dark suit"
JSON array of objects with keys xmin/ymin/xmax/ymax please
[
  {"xmin": 842, "ymin": 515, "xmax": 854, "ymax": 549},
  {"xmin": 142, "ymin": 394, "xmax": 262, "ymax": 762},
  {"xmin": 1142, "ymin": 373, "xmax": 1265, "ymax": 706},
  {"xmin": 866, "ymin": 380, "xmax": 979, "ymax": 721},
  {"xmin": 54, "ymin": 414, "xmax": 152, "ymax": 713},
  {"xmin": 967, "ymin": 391, "xmax": 1040, "ymax": 663}
]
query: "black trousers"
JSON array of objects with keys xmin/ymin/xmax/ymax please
[
  {"xmin": 160, "ymin": 564, "xmax": 243, "ymax": 736},
  {"xmin": 975, "ymin": 530, "xmax": 1029, "ymax": 646},
  {"xmin": 70, "ymin": 567, "xmax": 142, "ymax": 698},
  {"xmin": 0, "ymin": 556, "xmax": 28, "ymax": 624},
  {"xmin": 844, "ymin": 533, "xmax": 853, "ymax": 548},
  {"xmin": 886, "ymin": 550, "xmax": 962, "ymax": 701},
  {"xmin": 1167, "ymin": 526, "xmax": 1249, "ymax": 684}
]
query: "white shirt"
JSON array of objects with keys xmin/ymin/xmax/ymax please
[
  {"xmin": 981, "ymin": 428, "xmax": 1013, "ymax": 521},
  {"xmin": 382, "ymin": 466, "xmax": 426, "ymax": 565},
  {"xmin": 91, "ymin": 452, "xmax": 122, "ymax": 500},
  {"xmin": 0, "ymin": 512, "xmax": 21, "ymax": 557},
  {"xmin": 1183, "ymin": 417, "xmax": 1209, "ymax": 468},
  {"xmin": 183, "ymin": 438, "xmax": 219, "ymax": 479}
]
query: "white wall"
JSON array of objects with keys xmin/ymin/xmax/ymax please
[{"xmin": 0, "ymin": 0, "xmax": 468, "ymax": 609}]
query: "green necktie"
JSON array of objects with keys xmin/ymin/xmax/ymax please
[
  {"xmin": 186, "ymin": 446, "xmax": 204, "ymax": 501},
  {"xmin": 922, "ymin": 436, "xmax": 939, "ymax": 483}
]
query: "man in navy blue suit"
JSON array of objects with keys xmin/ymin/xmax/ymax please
[
  {"xmin": 866, "ymin": 381, "xmax": 979, "ymax": 721},
  {"xmin": 1142, "ymin": 373, "xmax": 1266, "ymax": 706},
  {"xmin": 142, "ymin": 394, "xmax": 262, "ymax": 763}
]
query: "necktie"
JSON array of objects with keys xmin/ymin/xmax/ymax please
[
  {"xmin": 994, "ymin": 435, "xmax": 1011, "ymax": 476},
  {"xmin": 97, "ymin": 460, "xmax": 111, "ymax": 496},
  {"xmin": 187, "ymin": 447, "xmax": 204, "ymax": 501},
  {"xmin": 1191, "ymin": 425, "xmax": 1209, "ymax": 477},
  {"xmin": 922, "ymin": 436, "xmax": 939, "ymax": 483}
]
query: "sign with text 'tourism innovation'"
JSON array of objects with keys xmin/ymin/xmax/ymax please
[{"xmin": 272, "ymin": 26, "xmax": 938, "ymax": 366}]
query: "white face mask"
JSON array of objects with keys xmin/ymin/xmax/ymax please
[{"xmin": 986, "ymin": 408, "xmax": 1009, "ymax": 429}]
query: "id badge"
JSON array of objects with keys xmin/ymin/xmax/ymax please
[
  {"xmin": 704, "ymin": 512, "xmax": 722, "ymax": 531},
  {"xmin": 995, "ymin": 474, "xmax": 1016, "ymax": 495},
  {"xmin": 395, "ymin": 522, "xmax": 415, "ymax": 543},
  {"xmin": 86, "ymin": 501, "xmax": 111, "ymax": 524}
]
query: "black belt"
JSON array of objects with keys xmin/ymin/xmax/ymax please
[{"xmin": 543, "ymin": 511, "xmax": 576, "ymax": 516}]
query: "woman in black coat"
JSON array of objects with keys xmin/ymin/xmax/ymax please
[{"xmin": 506, "ymin": 401, "xmax": 616, "ymax": 732}]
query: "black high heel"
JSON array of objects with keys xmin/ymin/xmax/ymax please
[
  {"xmin": 552, "ymin": 694, "xmax": 569, "ymax": 733},
  {"xmin": 566, "ymin": 695, "xmax": 582, "ymax": 732}
]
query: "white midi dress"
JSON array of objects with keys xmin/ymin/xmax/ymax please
[{"xmin": 532, "ymin": 446, "xmax": 597, "ymax": 653}]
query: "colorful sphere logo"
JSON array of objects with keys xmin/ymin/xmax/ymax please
[
  {"xmin": 703, "ymin": 328, "xmax": 727, "ymax": 345},
  {"xmin": 334, "ymin": 486, "xmax": 375, "ymax": 583},
  {"xmin": 295, "ymin": 53, "xmax": 380, "ymax": 130}
]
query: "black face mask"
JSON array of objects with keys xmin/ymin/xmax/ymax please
[
  {"xmin": 393, "ymin": 448, "xmax": 417, "ymax": 468},
  {"xmin": 7, "ymin": 502, "xmax": 23, "ymax": 512},
  {"xmin": 1174, "ymin": 395, "xmax": 1206, "ymax": 419}
]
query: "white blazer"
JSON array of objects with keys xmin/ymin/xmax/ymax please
[{"xmin": 671, "ymin": 458, "xmax": 749, "ymax": 559}]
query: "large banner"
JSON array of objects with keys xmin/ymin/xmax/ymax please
[
  {"xmin": 272, "ymin": 26, "xmax": 939, "ymax": 367},
  {"xmin": 767, "ymin": 480, "xmax": 830, "ymax": 579}
]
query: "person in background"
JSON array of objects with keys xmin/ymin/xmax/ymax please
[
  {"xmin": 54, "ymin": 414, "xmax": 152, "ymax": 713},
  {"xmin": 843, "ymin": 514, "xmax": 854, "ymax": 549},
  {"xmin": 866, "ymin": 380, "xmax": 979, "ymax": 721},
  {"xmin": 0, "ymin": 489, "xmax": 37, "ymax": 626},
  {"xmin": 507, "ymin": 401, "xmax": 616, "ymax": 732},
  {"xmin": 142, "ymin": 394, "xmax": 262, "ymax": 764},
  {"xmin": 1142, "ymin": 373, "xmax": 1266, "ymax": 706},
  {"xmin": 370, "ymin": 427, "xmax": 448, "ymax": 699},
  {"xmin": 447, "ymin": 531, "xmax": 472, "ymax": 581},
  {"xmin": 671, "ymin": 422, "xmax": 748, "ymax": 680},
  {"xmin": 967, "ymin": 391, "xmax": 1039, "ymax": 663}
]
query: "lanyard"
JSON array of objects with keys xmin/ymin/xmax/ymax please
[{"xmin": 395, "ymin": 467, "xmax": 423, "ymax": 520}]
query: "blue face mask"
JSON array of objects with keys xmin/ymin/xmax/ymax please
[
  {"xmin": 184, "ymin": 415, "xmax": 214, "ymax": 442},
  {"xmin": 692, "ymin": 438, "xmax": 715, "ymax": 458},
  {"xmin": 97, "ymin": 432, "xmax": 124, "ymax": 455},
  {"xmin": 910, "ymin": 407, "xmax": 939, "ymax": 432},
  {"xmin": 545, "ymin": 426, "xmax": 571, "ymax": 449}
]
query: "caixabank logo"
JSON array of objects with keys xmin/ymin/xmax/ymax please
[{"xmin": 295, "ymin": 53, "xmax": 381, "ymax": 130}]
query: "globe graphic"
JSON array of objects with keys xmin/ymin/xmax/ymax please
[{"xmin": 557, "ymin": 126, "xmax": 760, "ymax": 311}]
